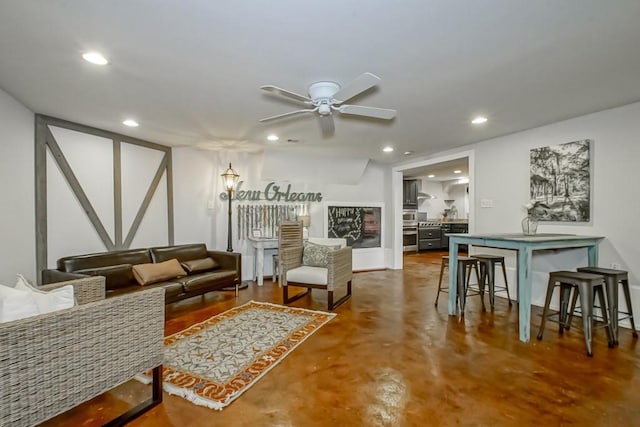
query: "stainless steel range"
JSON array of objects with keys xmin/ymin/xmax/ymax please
[
  {"xmin": 418, "ymin": 221, "xmax": 442, "ymax": 250},
  {"xmin": 419, "ymin": 220, "xmax": 442, "ymax": 228}
]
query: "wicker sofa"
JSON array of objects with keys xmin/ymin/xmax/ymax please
[
  {"xmin": 42, "ymin": 243, "xmax": 242, "ymax": 302},
  {"xmin": 0, "ymin": 276, "xmax": 165, "ymax": 426}
]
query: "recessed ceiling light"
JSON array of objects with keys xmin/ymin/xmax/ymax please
[
  {"xmin": 453, "ymin": 170, "xmax": 462, "ymax": 174},
  {"xmin": 123, "ymin": 119, "xmax": 139, "ymax": 127},
  {"xmin": 403, "ymin": 151, "xmax": 413, "ymax": 156},
  {"xmin": 383, "ymin": 146, "xmax": 394, "ymax": 153},
  {"xmin": 82, "ymin": 51, "xmax": 108, "ymax": 65},
  {"xmin": 458, "ymin": 177, "xmax": 469, "ymax": 184},
  {"xmin": 428, "ymin": 174, "xmax": 435, "ymax": 178},
  {"xmin": 471, "ymin": 116, "xmax": 488, "ymax": 125},
  {"xmin": 267, "ymin": 134, "xmax": 279, "ymax": 141}
]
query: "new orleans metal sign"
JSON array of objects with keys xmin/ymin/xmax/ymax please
[{"xmin": 220, "ymin": 181, "xmax": 323, "ymax": 202}]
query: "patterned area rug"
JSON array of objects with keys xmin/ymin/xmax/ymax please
[{"xmin": 137, "ymin": 300, "xmax": 335, "ymax": 410}]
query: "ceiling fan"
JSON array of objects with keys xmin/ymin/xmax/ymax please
[{"xmin": 259, "ymin": 72, "xmax": 396, "ymax": 133}]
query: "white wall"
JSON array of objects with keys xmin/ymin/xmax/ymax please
[
  {"xmin": 0, "ymin": 88, "xmax": 36, "ymax": 283},
  {"xmin": 463, "ymin": 102, "xmax": 640, "ymax": 314},
  {"xmin": 172, "ymin": 148, "xmax": 391, "ymax": 280},
  {"xmin": 417, "ymin": 179, "xmax": 468, "ymax": 221},
  {"xmin": 43, "ymin": 125, "xmax": 173, "ymax": 266},
  {"xmin": 444, "ymin": 183, "xmax": 468, "ymax": 220},
  {"xmin": 417, "ymin": 179, "xmax": 446, "ymax": 219}
]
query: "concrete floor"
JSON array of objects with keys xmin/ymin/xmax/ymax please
[{"xmin": 43, "ymin": 251, "xmax": 640, "ymax": 426}]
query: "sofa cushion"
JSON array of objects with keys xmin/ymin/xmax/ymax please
[
  {"xmin": 0, "ymin": 283, "xmax": 40, "ymax": 322},
  {"xmin": 74, "ymin": 264, "xmax": 135, "ymax": 291},
  {"xmin": 15, "ymin": 274, "xmax": 75, "ymax": 314},
  {"xmin": 149, "ymin": 244, "xmax": 208, "ymax": 264},
  {"xmin": 180, "ymin": 257, "xmax": 219, "ymax": 274},
  {"xmin": 132, "ymin": 259, "xmax": 187, "ymax": 286},
  {"xmin": 181, "ymin": 270, "xmax": 237, "ymax": 293},
  {"xmin": 58, "ymin": 248, "xmax": 151, "ymax": 272},
  {"xmin": 286, "ymin": 266, "xmax": 328, "ymax": 286},
  {"xmin": 302, "ymin": 242, "xmax": 340, "ymax": 268},
  {"xmin": 107, "ymin": 281, "xmax": 184, "ymax": 299}
]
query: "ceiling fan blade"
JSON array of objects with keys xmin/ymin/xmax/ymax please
[
  {"xmin": 337, "ymin": 104, "xmax": 397, "ymax": 120},
  {"xmin": 319, "ymin": 114, "xmax": 335, "ymax": 135},
  {"xmin": 260, "ymin": 85, "xmax": 311, "ymax": 103},
  {"xmin": 259, "ymin": 108, "xmax": 317, "ymax": 122},
  {"xmin": 332, "ymin": 72, "xmax": 381, "ymax": 103}
]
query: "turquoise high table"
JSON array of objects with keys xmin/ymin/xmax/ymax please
[{"xmin": 447, "ymin": 233, "xmax": 605, "ymax": 342}]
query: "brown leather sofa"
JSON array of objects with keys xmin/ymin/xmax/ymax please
[{"xmin": 42, "ymin": 243, "xmax": 242, "ymax": 303}]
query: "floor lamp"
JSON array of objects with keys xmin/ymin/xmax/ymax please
[{"xmin": 221, "ymin": 163, "xmax": 239, "ymax": 252}]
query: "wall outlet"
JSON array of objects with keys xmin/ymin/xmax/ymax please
[{"xmin": 611, "ymin": 262, "xmax": 621, "ymax": 270}]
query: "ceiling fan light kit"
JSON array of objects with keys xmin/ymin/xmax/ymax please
[{"xmin": 259, "ymin": 72, "xmax": 396, "ymax": 131}]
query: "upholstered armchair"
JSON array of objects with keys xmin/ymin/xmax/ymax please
[
  {"xmin": 280, "ymin": 240, "xmax": 352, "ymax": 310},
  {"xmin": 0, "ymin": 276, "xmax": 164, "ymax": 427}
]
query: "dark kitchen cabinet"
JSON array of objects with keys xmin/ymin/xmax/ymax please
[
  {"xmin": 441, "ymin": 223, "xmax": 469, "ymax": 252},
  {"xmin": 440, "ymin": 224, "xmax": 452, "ymax": 250},
  {"xmin": 403, "ymin": 179, "xmax": 418, "ymax": 209}
]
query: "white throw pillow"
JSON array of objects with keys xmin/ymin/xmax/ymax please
[
  {"xmin": 0, "ymin": 283, "xmax": 39, "ymax": 323},
  {"xmin": 15, "ymin": 274, "xmax": 75, "ymax": 315}
]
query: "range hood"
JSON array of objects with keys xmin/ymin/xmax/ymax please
[{"xmin": 411, "ymin": 180, "xmax": 436, "ymax": 200}]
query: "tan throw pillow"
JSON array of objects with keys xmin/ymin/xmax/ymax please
[
  {"xmin": 132, "ymin": 259, "xmax": 187, "ymax": 286},
  {"xmin": 181, "ymin": 257, "xmax": 219, "ymax": 274}
]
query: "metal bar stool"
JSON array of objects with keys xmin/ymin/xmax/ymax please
[
  {"xmin": 570, "ymin": 267, "xmax": 637, "ymax": 345},
  {"xmin": 473, "ymin": 254, "xmax": 512, "ymax": 310},
  {"xmin": 537, "ymin": 271, "xmax": 614, "ymax": 356},
  {"xmin": 435, "ymin": 255, "xmax": 483, "ymax": 312}
]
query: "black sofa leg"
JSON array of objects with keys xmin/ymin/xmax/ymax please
[{"xmin": 103, "ymin": 365, "xmax": 163, "ymax": 427}]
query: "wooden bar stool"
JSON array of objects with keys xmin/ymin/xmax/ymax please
[
  {"xmin": 573, "ymin": 267, "xmax": 637, "ymax": 345},
  {"xmin": 537, "ymin": 271, "xmax": 614, "ymax": 356},
  {"xmin": 473, "ymin": 254, "xmax": 512, "ymax": 310},
  {"xmin": 435, "ymin": 256, "xmax": 483, "ymax": 312}
]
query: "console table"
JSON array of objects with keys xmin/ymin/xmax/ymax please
[
  {"xmin": 248, "ymin": 237, "xmax": 278, "ymax": 286},
  {"xmin": 447, "ymin": 233, "xmax": 605, "ymax": 342}
]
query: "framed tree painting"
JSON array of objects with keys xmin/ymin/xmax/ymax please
[{"xmin": 530, "ymin": 139, "xmax": 591, "ymax": 222}]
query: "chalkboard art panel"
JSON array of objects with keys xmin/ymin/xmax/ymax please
[{"xmin": 327, "ymin": 206, "xmax": 381, "ymax": 248}]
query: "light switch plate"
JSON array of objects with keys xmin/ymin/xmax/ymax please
[{"xmin": 480, "ymin": 199, "xmax": 494, "ymax": 208}]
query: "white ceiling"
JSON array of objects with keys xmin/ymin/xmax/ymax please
[
  {"xmin": 1, "ymin": 1, "xmax": 640, "ymax": 164},
  {"xmin": 404, "ymin": 158, "xmax": 469, "ymax": 182}
]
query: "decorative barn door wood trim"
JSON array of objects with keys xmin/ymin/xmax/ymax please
[{"xmin": 35, "ymin": 115, "xmax": 174, "ymax": 282}]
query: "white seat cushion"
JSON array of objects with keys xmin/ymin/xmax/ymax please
[{"xmin": 286, "ymin": 266, "xmax": 328, "ymax": 286}]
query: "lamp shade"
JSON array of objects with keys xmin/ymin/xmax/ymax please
[
  {"xmin": 299, "ymin": 215, "xmax": 310, "ymax": 227},
  {"xmin": 221, "ymin": 163, "xmax": 239, "ymax": 191}
]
